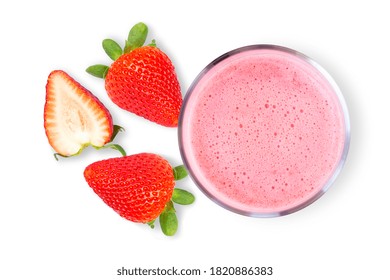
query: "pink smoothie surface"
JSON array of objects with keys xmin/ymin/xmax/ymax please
[{"xmin": 179, "ymin": 46, "xmax": 349, "ymax": 216}]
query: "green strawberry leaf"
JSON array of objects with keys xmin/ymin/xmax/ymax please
[
  {"xmin": 95, "ymin": 124, "xmax": 126, "ymax": 156},
  {"xmin": 95, "ymin": 143, "xmax": 126, "ymax": 157},
  {"xmin": 86, "ymin": 64, "xmax": 109, "ymax": 79},
  {"xmin": 124, "ymin": 22, "xmax": 148, "ymax": 53},
  {"xmin": 173, "ymin": 165, "xmax": 188, "ymax": 180},
  {"xmin": 110, "ymin": 125, "xmax": 125, "ymax": 142},
  {"xmin": 102, "ymin": 39, "xmax": 123, "ymax": 61},
  {"xmin": 172, "ymin": 188, "xmax": 195, "ymax": 205},
  {"xmin": 159, "ymin": 201, "xmax": 178, "ymax": 236},
  {"xmin": 53, "ymin": 153, "xmax": 70, "ymax": 161}
]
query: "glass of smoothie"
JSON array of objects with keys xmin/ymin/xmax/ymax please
[{"xmin": 178, "ymin": 45, "xmax": 350, "ymax": 217}]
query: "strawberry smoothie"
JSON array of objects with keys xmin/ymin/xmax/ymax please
[{"xmin": 179, "ymin": 45, "xmax": 350, "ymax": 217}]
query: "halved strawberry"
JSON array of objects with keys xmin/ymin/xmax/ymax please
[{"xmin": 44, "ymin": 70, "xmax": 125, "ymax": 159}]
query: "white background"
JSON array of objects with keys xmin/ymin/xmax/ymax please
[{"xmin": 1, "ymin": 1, "xmax": 389, "ymax": 279}]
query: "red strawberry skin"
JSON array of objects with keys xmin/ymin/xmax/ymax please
[
  {"xmin": 105, "ymin": 46, "xmax": 182, "ymax": 127},
  {"xmin": 84, "ymin": 153, "xmax": 175, "ymax": 223}
]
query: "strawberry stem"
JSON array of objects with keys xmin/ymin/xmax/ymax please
[
  {"xmin": 147, "ymin": 220, "xmax": 156, "ymax": 229},
  {"xmin": 124, "ymin": 22, "xmax": 148, "ymax": 53},
  {"xmin": 148, "ymin": 39, "xmax": 157, "ymax": 47}
]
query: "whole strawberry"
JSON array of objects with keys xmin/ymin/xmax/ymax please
[
  {"xmin": 87, "ymin": 22, "xmax": 182, "ymax": 127},
  {"xmin": 84, "ymin": 153, "xmax": 194, "ymax": 236}
]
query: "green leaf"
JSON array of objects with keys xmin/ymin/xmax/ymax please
[
  {"xmin": 173, "ymin": 165, "xmax": 188, "ymax": 180},
  {"xmin": 124, "ymin": 22, "xmax": 148, "ymax": 53},
  {"xmin": 102, "ymin": 39, "xmax": 122, "ymax": 61},
  {"xmin": 86, "ymin": 64, "xmax": 109, "ymax": 79},
  {"xmin": 159, "ymin": 201, "xmax": 178, "ymax": 236},
  {"xmin": 95, "ymin": 143, "xmax": 126, "ymax": 157},
  {"xmin": 172, "ymin": 188, "xmax": 195, "ymax": 205},
  {"xmin": 53, "ymin": 153, "xmax": 68, "ymax": 161},
  {"xmin": 110, "ymin": 125, "xmax": 125, "ymax": 142}
]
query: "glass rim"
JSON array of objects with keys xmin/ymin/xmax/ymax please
[{"xmin": 178, "ymin": 44, "xmax": 351, "ymax": 218}]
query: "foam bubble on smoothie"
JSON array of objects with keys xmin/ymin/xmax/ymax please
[{"xmin": 181, "ymin": 48, "xmax": 346, "ymax": 214}]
